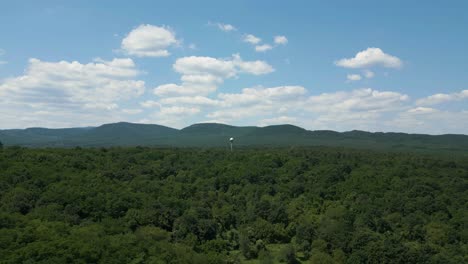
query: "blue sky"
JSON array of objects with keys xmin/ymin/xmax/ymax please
[{"xmin": 0, "ymin": 0, "xmax": 467, "ymax": 134}]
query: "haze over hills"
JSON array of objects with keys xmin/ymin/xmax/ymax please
[{"xmin": 1, "ymin": 122, "xmax": 467, "ymax": 154}]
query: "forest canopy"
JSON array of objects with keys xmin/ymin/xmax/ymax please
[{"xmin": 0, "ymin": 146, "xmax": 467, "ymax": 263}]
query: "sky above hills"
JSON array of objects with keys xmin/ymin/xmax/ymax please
[{"xmin": 0, "ymin": 0, "xmax": 467, "ymax": 134}]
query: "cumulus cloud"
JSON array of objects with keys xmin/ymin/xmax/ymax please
[
  {"xmin": 0, "ymin": 58, "xmax": 145, "ymax": 128},
  {"xmin": 160, "ymin": 96, "xmax": 220, "ymax": 106},
  {"xmin": 148, "ymin": 83, "xmax": 424, "ymax": 132},
  {"xmin": 154, "ymin": 54, "xmax": 274, "ymax": 97},
  {"xmin": 335, "ymin": 48, "xmax": 402, "ymax": 69},
  {"xmin": 232, "ymin": 54, "xmax": 275, "ymax": 75},
  {"xmin": 160, "ymin": 106, "xmax": 200, "ymax": 115},
  {"xmin": 274, "ymin": 35, "xmax": 288, "ymax": 45},
  {"xmin": 140, "ymin": 100, "xmax": 161, "ymax": 108},
  {"xmin": 146, "ymin": 85, "xmax": 465, "ymax": 134},
  {"xmin": 0, "ymin": 58, "xmax": 144, "ymax": 106},
  {"xmin": 216, "ymin": 23, "xmax": 236, "ymax": 32},
  {"xmin": 122, "ymin": 108, "xmax": 143, "ymax": 114},
  {"xmin": 203, "ymin": 86, "xmax": 307, "ymax": 123},
  {"xmin": 260, "ymin": 116, "xmax": 297, "ymax": 126},
  {"xmin": 218, "ymin": 86, "xmax": 306, "ymax": 107},
  {"xmin": 306, "ymin": 88, "xmax": 409, "ymax": 113},
  {"xmin": 207, "ymin": 104, "xmax": 274, "ymax": 121},
  {"xmin": 199, "ymin": 87, "xmax": 414, "ymax": 133},
  {"xmin": 255, "ymin": 44, "xmax": 273, "ymax": 52},
  {"xmin": 121, "ymin": 24, "xmax": 178, "ymax": 57},
  {"xmin": 139, "ymin": 105, "xmax": 202, "ymax": 128},
  {"xmin": 407, "ymin": 107, "xmax": 439, "ymax": 114},
  {"xmin": 363, "ymin": 70, "xmax": 375, "ymax": 78},
  {"xmin": 243, "ymin": 34, "xmax": 261, "ymax": 45},
  {"xmin": 389, "ymin": 109, "xmax": 468, "ymax": 134},
  {"xmin": 243, "ymin": 34, "xmax": 287, "ymax": 52},
  {"xmin": 416, "ymin": 90, "xmax": 468, "ymax": 106},
  {"xmin": 347, "ymin": 74, "xmax": 362, "ymax": 81},
  {"xmin": 294, "ymin": 88, "xmax": 415, "ymax": 132},
  {"xmin": 154, "ymin": 83, "xmax": 211, "ymax": 97},
  {"xmin": 173, "ymin": 56, "xmax": 237, "ymax": 78}
]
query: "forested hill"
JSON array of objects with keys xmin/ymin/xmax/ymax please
[{"xmin": 1, "ymin": 122, "xmax": 467, "ymax": 154}]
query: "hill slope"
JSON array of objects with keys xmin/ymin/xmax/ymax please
[{"xmin": 1, "ymin": 122, "xmax": 467, "ymax": 154}]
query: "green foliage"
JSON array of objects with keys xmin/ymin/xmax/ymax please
[
  {"xmin": 258, "ymin": 249, "xmax": 274, "ymax": 264},
  {"xmin": 278, "ymin": 244, "xmax": 298, "ymax": 263},
  {"xmin": 0, "ymin": 146, "xmax": 467, "ymax": 263},
  {"xmin": 309, "ymin": 251, "xmax": 334, "ymax": 264}
]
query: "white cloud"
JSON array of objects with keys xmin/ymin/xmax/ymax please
[
  {"xmin": 407, "ymin": 107, "xmax": 439, "ymax": 114},
  {"xmin": 306, "ymin": 88, "xmax": 409, "ymax": 113},
  {"xmin": 154, "ymin": 54, "xmax": 274, "ymax": 97},
  {"xmin": 243, "ymin": 34, "xmax": 261, "ymax": 45},
  {"xmin": 121, "ymin": 24, "xmax": 178, "ymax": 57},
  {"xmin": 147, "ymin": 85, "xmax": 305, "ymax": 125},
  {"xmin": 154, "ymin": 83, "xmax": 214, "ymax": 97},
  {"xmin": 0, "ymin": 58, "xmax": 144, "ymax": 106},
  {"xmin": 347, "ymin": 74, "xmax": 362, "ymax": 81},
  {"xmin": 296, "ymin": 88, "xmax": 414, "ymax": 132},
  {"xmin": 260, "ymin": 116, "xmax": 297, "ymax": 126},
  {"xmin": 416, "ymin": 90, "xmax": 468, "ymax": 106},
  {"xmin": 302, "ymin": 102, "xmax": 415, "ymax": 132},
  {"xmin": 305, "ymin": 111, "xmax": 382, "ymax": 132},
  {"xmin": 201, "ymin": 87, "xmax": 466, "ymax": 134},
  {"xmin": 0, "ymin": 58, "xmax": 145, "ymax": 128},
  {"xmin": 217, "ymin": 23, "xmax": 236, "ymax": 32},
  {"xmin": 363, "ymin": 70, "xmax": 375, "ymax": 78},
  {"xmin": 140, "ymin": 100, "xmax": 161, "ymax": 108},
  {"xmin": 232, "ymin": 54, "xmax": 275, "ymax": 75},
  {"xmin": 122, "ymin": 108, "xmax": 143, "ymax": 114},
  {"xmin": 205, "ymin": 86, "xmax": 307, "ymax": 123},
  {"xmin": 335, "ymin": 48, "xmax": 402, "ymax": 69},
  {"xmin": 202, "ymin": 87, "xmax": 413, "ymax": 132},
  {"xmin": 244, "ymin": 35, "xmax": 286, "ymax": 52},
  {"xmin": 274, "ymin": 35, "xmax": 288, "ymax": 45},
  {"xmin": 84, "ymin": 102, "xmax": 119, "ymax": 110},
  {"xmin": 173, "ymin": 56, "xmax": 237, "ymax": 78},
  {"xmin": 389, "ymin": 109, "xmax": 468, "ymax": 134},
  {"xmin": 255, "ymin": 44, "xmax": 273, "ymax": 52},
  {"xmin": 160, "ymin": 96, "xmax": 220, "ymax": 106},
  {"xmin": 207, "ymin": 104, "xmax": 274, "ymax": 121},
  {"xmin": 218, "ymin": 85, "xmax": 306, "ymax": 107},
  {"xmin": 160, "ymin": 106, "xmax": 200, "ymax": 115},
  {"xmin": 139, "ymin": 105, "xmax": 201, "ymax": 129}
]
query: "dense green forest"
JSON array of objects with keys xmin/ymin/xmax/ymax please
[{"xmin": 0, "ymin": 146, "xmax": 467, "ymax": 263}]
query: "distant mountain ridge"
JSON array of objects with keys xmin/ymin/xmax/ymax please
[{"xmin": 1, "ymin": 122, "xmax": 467, "ymax": 154}]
